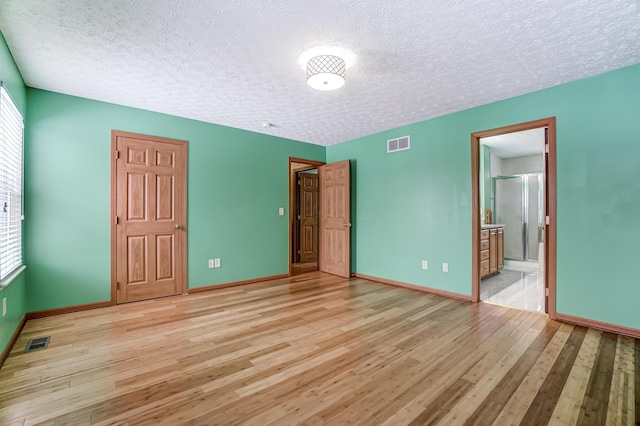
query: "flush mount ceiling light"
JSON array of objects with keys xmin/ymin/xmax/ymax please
[{"xmin": 306, "ymin": 55, "xmax": 346, "ymax": 91}]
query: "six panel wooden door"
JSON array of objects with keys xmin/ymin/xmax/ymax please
[
  {"xmin": 299, "ymin": 172, "xmax": 319, "ymax": 263},
  {"xmin": 319, "ymin": 160, "xmax": 351, "ymax": 278},
  {"xmin": 113, "ymin": 131, "xmax": 187, "ymax": 303}
]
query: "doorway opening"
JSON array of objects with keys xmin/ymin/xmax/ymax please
[
  {"xmin": 288, "ymin": 158, "xmax": 352, "ymax": 278},
  {"xmin": 471, "ymin": 118, "xmax": 556, "ymax": 318},
  {"xmin": 289, "ymin": 158, "xmax": 324, "ymax": 276}
]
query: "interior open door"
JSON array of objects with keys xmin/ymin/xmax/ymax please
[{"xmin": 319, "ymin": 160, "xmax": 351, "ymax": 278}]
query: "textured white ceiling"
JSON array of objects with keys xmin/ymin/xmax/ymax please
[
  {"xmin": 0, "ymin": 0, "xmax": 639, "ymax": 146},
  {"xmin": 481, "ymin": 128, "xmax": 545, "ymax": 159}
]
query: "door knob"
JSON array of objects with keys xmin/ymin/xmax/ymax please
[
  {"xmin": 174, "ymin": 224, "xmax": 183, "ymax": 230},
  {"xmin": 344, "ymin": 223, "xmax": 352, "ymax": 227}
]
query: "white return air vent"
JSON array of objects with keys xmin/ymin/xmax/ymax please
[{"xmin": 387, "ymin": 135, "xmax": 410, "ymax": 153}]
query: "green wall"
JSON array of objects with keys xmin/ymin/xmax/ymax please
[
  {"xmin": 25, "ymin": 89, "xmax": 324, "ymax": 312},
  {"xmin": 0, "ymin": 31, "xmax": 27, "ymax": 356},
  {"xmin": 0, "ymin": 272, "xmax": 26, "ymax": 356},
  {"xmin": 327, "ymin": 63, "xmax": 640, "ymax": 330}
]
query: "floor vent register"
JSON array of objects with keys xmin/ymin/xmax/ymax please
[{"xmin": 25, "ymin": 336, "xmax": 51, "ymax": 353}]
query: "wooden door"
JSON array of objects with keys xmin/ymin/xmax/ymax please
[
  {"xmin": 319, "ymin": 160, "xmax": 350, "ymax": 278},
  {"xmin": 112, "ymin": 131, "xmax": 187, "ymax": 304},
  {"xmin": 299, "ymin": 172, "xmax": 319, "ymax": 263}
]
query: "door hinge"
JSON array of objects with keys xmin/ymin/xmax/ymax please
[
  {"xmin": 545, "ymin": 216, "xmax": 550, "ymax": 225},
  {"xmin": 297, "ymin": 215, "xmax": 301, "ymax": 220},
  {"xmin": 545, "ymin": 287, "xmax": 549, "ymax": 297},
  {"xmin": 297, "ymin": 250, "xmax": 300, "ymax": 254},
  {"xmin": 115, "ymin": 216, "xmax": 119, "ymax": 225},
  {"xmin": 298, "ymin": 180, "xmax": 301, "ymax": 185},
  {"xmin": 117, "ymin": 282, "xmax": 120, "ymax": 290},
  {"xmin": 115, "ymin": 150, "xmax": 120, "ymax": 159},
  {"xmin": 545, "ymin": 144, "xmax": 549, "ymax": 154}
]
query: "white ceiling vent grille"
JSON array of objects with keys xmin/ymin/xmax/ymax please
[{"xmin": 387, "ymin": 136, "xmax": 410, "ymax": 153}]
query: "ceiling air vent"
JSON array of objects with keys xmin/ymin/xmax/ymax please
[{"xmin": 387, "ymin": 135, "xmax": 410, "ymax": 153}]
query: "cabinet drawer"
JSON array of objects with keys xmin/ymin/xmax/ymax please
[
  {"xmin": 480, "ymin": 260, "xmax": 490, "ymax": 276},
  {"xmin": 480, "ymin": 249, "xmax": 489, "ymax": 261},
  {"xmin": 480, "ymin": 230, "xmax": 489, "ymax": 240},
  {"xmin": 480, "ymin": 240, "xmax": 490, "ymax": 251}
]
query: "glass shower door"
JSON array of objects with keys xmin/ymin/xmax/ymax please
[{"xmin": 494, "ymin": 176, "xmax": 524, "ymax": 261}]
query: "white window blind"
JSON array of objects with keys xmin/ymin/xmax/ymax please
[{"xmin": 0, "ymin": 84, "xmax": 24, "ymax": 280}]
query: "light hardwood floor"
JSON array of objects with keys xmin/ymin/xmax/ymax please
[
  {"xmin": 1, "ymin": 272, "xmax": 638, "ymax": 425},
  {"xmin": 292, "ymin": 262, "xmax": 318, "ymax": 276}
]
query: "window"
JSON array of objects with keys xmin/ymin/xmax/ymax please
[{"xmin": 0, "ymin": 84, "xmax": 24, "ymax": 281}]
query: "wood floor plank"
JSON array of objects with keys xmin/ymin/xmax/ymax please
[
  {"xmin": 407, "ymin": 378, "xmax": 475, "ymax": 425},
  {"xmin": 463, "ymin": 320, "xmax": 560, "ymax": 425},
  {"xmin": 216, "ymin": 347, "xmax": 381, "ymax": 425},
  {"xmin": 436, "ymin": 327, "xmax": 542, "ymax": 425},
  {"xmin": 509, "ymin": 324, "xmax": 588, "ymax": 425},
  {"xmin": 577, "ymin": 330, "xmax": 618, "ymax": 424},
  {"xmin": 373, "ymin": 310, "xmax": 536, "ymax": 425},
  {"xmin": 0, "ymin": 272, "xmax": 638, "ymax": 425},
  {"xmin": 605, "ymin": 335, "xmax": 636, "ymax": 426},
  {"xmin": 376, "ymin": 309, "xmax": 515, "ymax": 425},
  {"xmin": 313, "ymin": 352, "xmax": 435, "ymax": 425},
  {"xmin": 549, "ymin": 328, "xmax": 602, "ymax": 425},
  {"xmin": 491, "ymin": 323, "xmax": 574, "ymax": 426}
]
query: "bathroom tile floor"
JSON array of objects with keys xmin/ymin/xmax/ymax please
[{"xmin": 481, "ymin": 265, "xmax": 545, "ymax": 313}]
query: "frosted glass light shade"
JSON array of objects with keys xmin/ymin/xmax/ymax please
[{"xmin": 306, "ymin": 55, "xmax": 346, "ymax": 91}]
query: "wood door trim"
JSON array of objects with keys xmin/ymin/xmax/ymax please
[
  {"xmin": 111, "ymin": 130, "xmax": 189, "ymax": 304},
  {"xmin": 288, "ymin": 157, "xmax": 325, "ymax": 276},
  {"xmin": 187, "ymin": 273, "xmax": 290, "ymax": 294},
  {"xmin": 289, "ymin": 157, "xmax": 325, "ymax": 167},
  {"xmin": 470, "ymin": 117, "xmax": 556, "ymax": 319},
  {"xmin": 293, "ymin": 165, "xmax": 318, "ymax": 173},
  {"xmin": 27, "ymin": 301, "xmax": 113, "ymax": 319},
  {"xmin": 555, "ymin": 313, "xmax": 640, "ymax": 339},
  {"xmin": 0, "ymin": 314, "xmax": 26, "ymax": 368},
  {"xmin": 355, "ymin": 273, "xmax": 473, "ymax": 302}
]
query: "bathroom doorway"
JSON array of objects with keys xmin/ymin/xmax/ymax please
[{"xmin": 471, "ymin": 118, "xmax": 556, "ymax": 318}]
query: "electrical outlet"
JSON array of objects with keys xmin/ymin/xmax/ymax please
[
  {"xmin": 2, "ymin": 298, "xmax": 6, "ymax": 317},
  {"xmin": 208, "ymin": 259, "xmax": 215, "ymax": 269},
  {"xmin": 421, "ymin": 260, "xmax": 428, "ymax": 270},
  {"xmin": 442, "ymin": 263, "xmax": 449, "ymax": 272},
  {"xmin": 214, "ymin": 258, "xmax": 221, "ymax": 268}
]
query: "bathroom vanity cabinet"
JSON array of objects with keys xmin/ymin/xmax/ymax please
[{"xmin": 480, "ymin": 225, "xmax": 504, "ymax": 279}]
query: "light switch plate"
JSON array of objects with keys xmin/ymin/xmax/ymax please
[
  {"xmin": 421, "ymin": 260, "xmax": 428, "ymax": 270},
  {"xmin": 442, "ymin": 263, "xmax": 448, "ymax": 272},
  {"xmin": 208, "ymin": 259, "xmax": 214, "ymax": 269},
  {"xmin": 278, "ymin": 207, "xmax": 285, "ymax": 216},
  {"xmin": 214, "ymin": 258, "xmax": 221, "ymax": 268}
]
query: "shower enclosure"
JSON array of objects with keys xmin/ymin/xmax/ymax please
[{"xmin": 492, "ymin": 173, "xmax": 544, "ymax": 262}]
